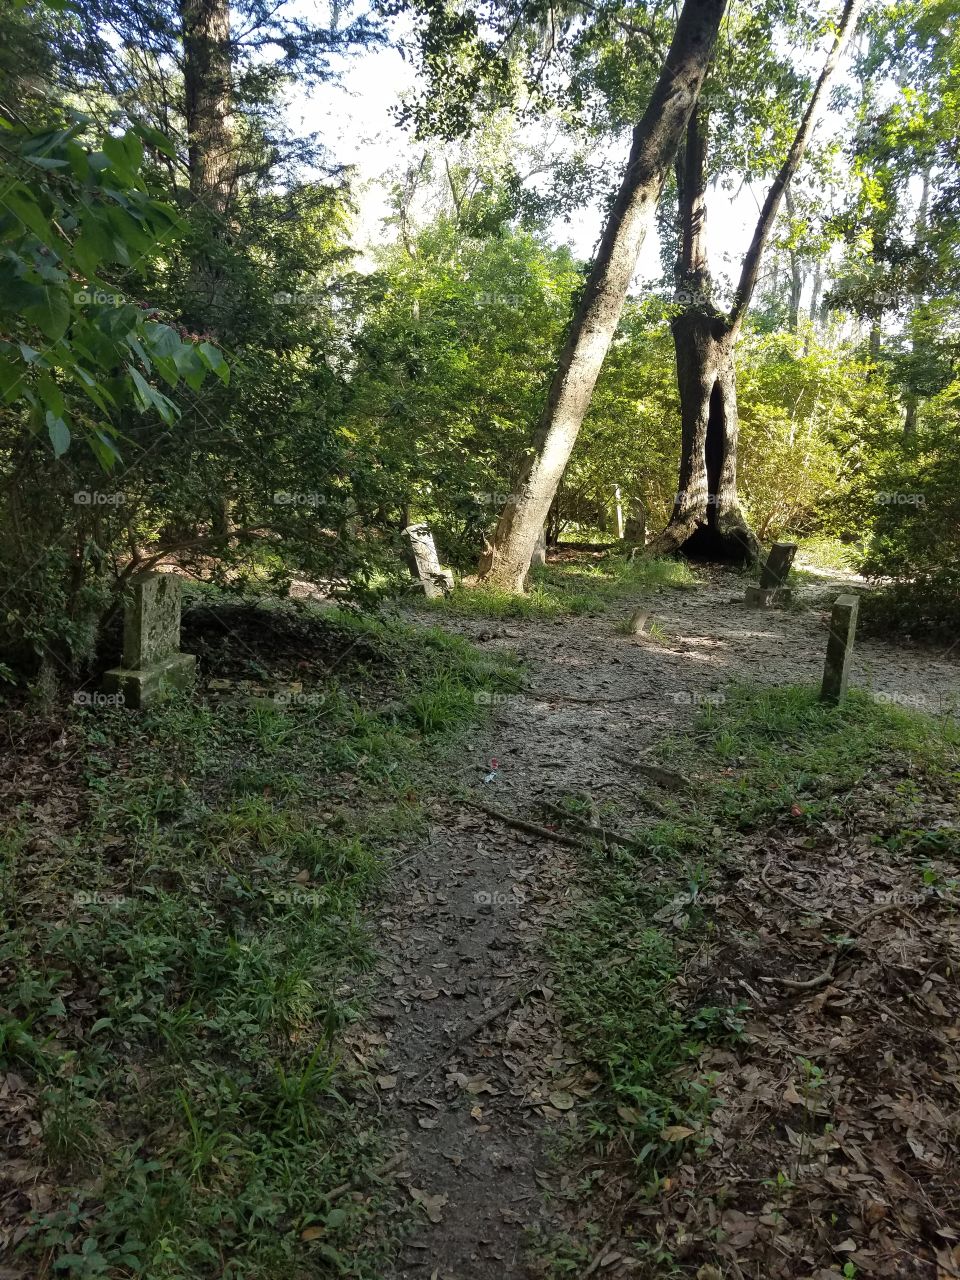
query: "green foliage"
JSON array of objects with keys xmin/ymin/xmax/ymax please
[
  {"xmin": 0, "ymin": 119, "xmax": 226, "ymax": 466},
  {"xmin": 2, "ymin": 606, "xmax": 518, "ymax": 1278}
]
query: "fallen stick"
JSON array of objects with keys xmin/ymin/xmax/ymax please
[
  {"xmin": 326, "ymin": 1150, "xmax": 405, "ymax": 1203},
  {"xmin": 539, "ymin": 799, "xmax": 637, "ymax": 849},
  {"xmin": 464, "ymin": 798, "xmax": 587, "ymax": 849},
  {"xmin": 455, "ymin": 985, "xmax": 532, "ymax": 1046}
]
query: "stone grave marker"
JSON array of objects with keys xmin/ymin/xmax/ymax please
[
  {"xmin": 403, "ymin": 523, "xmax": 454, "ymax": 598},
  {"xmin": 820, "ymin": 593, "xmax": 859, "ymax": 704},
  {"xmin": 745, "ymin": 540, "xmax": 797, "ymax": 607},
  {"xmin": 103, "ymin": 573, "xmax": 197, "ymax": 709}
]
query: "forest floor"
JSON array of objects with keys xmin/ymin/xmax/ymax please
[
  {"xmin": 1, "ymin": 551, "xmax": 959, "ymax": 1280},
  {"xmin": 376, "ymin": 552, "xmax": 960, "ymax": 1280}
]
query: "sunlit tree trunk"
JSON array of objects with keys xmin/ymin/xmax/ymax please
[
  {"xmin": 476, "ymin": 0, "xmax": 728, "ymax": 592},
  {"xmin": 652, "ymin": 0, "xmax": 863, "ymax": 562}
]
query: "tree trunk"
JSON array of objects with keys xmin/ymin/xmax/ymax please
[
  {"xmin": 652, "ymin": 0, "xmax": 863, "ymax": 563},
  {"xmin": 476, "ymin": 0, "xmax": 728, "ymax": 592},
  {"xmin": 180, "ymin": 0, "xmax": 234, "ymax": 327}
]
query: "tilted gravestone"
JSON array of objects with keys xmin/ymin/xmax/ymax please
[
  {"xmin": 820, "ymin": 593, "xmax": 859, "ymax": 704},
  {"xmin": 745, "ymin": 541, "xmax": 798, "ymax": 607},
  {"xmin": 402, "ymin": 523, "xmax": 454, "ymax": 598},
  {"xmin": 103, "ymin": 573, "xmax": 197, "ymax": 709}
]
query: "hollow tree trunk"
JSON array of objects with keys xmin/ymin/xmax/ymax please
[
  {"xmin": 666, "ymin": 311, "xmax": 757, "ymax": 559},
  {"xmin": 476, "ymin": 0, "xmax": 728, "ymax": 593},
  {"xmin": 652, "ymin": 0, "xmax": 863, "ymax": 563}
]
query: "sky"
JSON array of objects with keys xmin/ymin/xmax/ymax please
[{"xmin": 287, "ymin": 7, "xmax": 856, "ymax": 303}]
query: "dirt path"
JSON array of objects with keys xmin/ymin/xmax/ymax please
[{"xmin": 371, "ymin": 564, "xmax": 959, "ymax": 1279}]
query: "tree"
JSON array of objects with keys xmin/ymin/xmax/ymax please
[
  {"xmin": 650, "ymin": 0, "xmax": 864, "ymax": 561},
  {"xmin": 475, "ymin": 0, "xmax": 728, "ymax": 591}
]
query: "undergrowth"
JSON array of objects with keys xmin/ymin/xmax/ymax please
[
  {"xmin": 545, "ymin": 683, "xmax": 960, "ymax": 1271},
  {"xmin": 0, "ymin": 604, "xmax": 519, "ymax": 1279}
]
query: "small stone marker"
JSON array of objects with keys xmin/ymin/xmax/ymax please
[
  {"xmin": 103, "ymin": 573, "xmax": 196, "ymax": 709},
  {"xmin": 745, "ymin": 541, "xmax": 797, "ymax": 607},
  {"xmin": 613, "ymin": 485, "xmax": 625, "ymax": 540},
  {"xmin": 820, "ymin": 593, "xmax": 859, "ymax": 704},
  {"xmin": 403, "ymin": 522, "xmax": 454, "ymax": 598}
]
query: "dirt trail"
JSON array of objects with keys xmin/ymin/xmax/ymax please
[{"xmin": 370, "ymin": 564, "xmax": 958, "ymax": 1279}]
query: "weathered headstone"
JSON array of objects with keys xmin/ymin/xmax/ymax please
[
  {"xmin": 613, "ymin": 485, "xmax": 625, "ymax": 540},
  {"xmin": 530, "ymin": 526, "xmax": 547, "ymax": 568},
  {"xmin": 820, "ymin": 593, "xmax": 859, "ymax": 704},
  {"xmin": 624, "ymin": 504, "xmax": 646, "ymax": 546},
  {"xmin": 103, "ymin": 573, "xmax": 197, "ymax": 709},
  {"xmin": 402, "ymin": 523, "xmax": 454, "ymax": 598},
  {"xmin": 745, "ymin": 541, "xmax": 797, "ymax": 607}
]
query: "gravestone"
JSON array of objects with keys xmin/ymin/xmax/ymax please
[
  {"xmin": 820, "ymin": 593, "xmax": 859, "ymax": 704},
  {"xmin": 745, "ymin": 541, "xmax": 797, "ymax": 607},
  {"xmin": 103, "ymin": 573, "xmax": 197, "ymax": 709},
  {"xmin": 530, "ymin": 526, "xmax": 547, "ymax": 568},
  {"xmin": 624, "ymin": 505, "xmax": 646, "ymax": 546},
  {"xmin": 613, "ymin": 485, "xmax": 625, "ymax": 540},
  {"xmin": 402, "ymin": 523, "xmax": 454, "ymax": 598}
]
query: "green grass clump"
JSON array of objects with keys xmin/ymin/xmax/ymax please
[
  {"xmin": 422, "ymin": 555, "xmax": 699, "ymax": 621},
  {"xmin": 1, "ymin": 607, "xmax": 518, "ymax": 1280}
]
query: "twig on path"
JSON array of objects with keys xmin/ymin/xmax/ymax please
[
  {"xmin": 761, "ymin": 856, "xmax": 811, "ymax": 912},
  {"xmin": 455, "ymin": 985, "xmax": 532, "ymax": 1047},
  {"xmin": 539, "ymin": 799, "xmax": 637, "ymax": 849},
  {"xmin": 463, "ymin": 798, "xmax": 588, "ymax": 850},
  {"xmin": 604, "ymin": 752, "xmax": 691, "ymax": 791},
  {"xmin": 765, "ymin": 952, "xmax": 837, "ymax": 991}
]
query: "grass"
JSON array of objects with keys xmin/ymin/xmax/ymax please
[
  {"xmin": 422, "ymin": 555, "xmax": 699, "ymax": 620},
  {"xmin": 542, "ymin": 683, "xmax": 960, "ymax": 1273},
  {"xmin": 0, "ymin": 605, "xmax": 519, "ymax": 1280},
  {"xmin": 796, "ymin": 534, "xmax": 864, "ymax": 573}
]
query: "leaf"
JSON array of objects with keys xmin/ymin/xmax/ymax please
[
  {"xmin": 409, "ymin": 1187, "xmax": 448, "ymax": 1224},
  {"xmin": 198, "ymin": 340, "xmax": 229, "ymax": 385},
  {"xmin": 549, "ymin": 1090, "xmax": 575, "ymax": 1111},
  {"xmin": 46, "ymin": 411, "xmax": 70, "ymax": 457},
  {"xmin": 660, "ymin": 1124, "xmax": 695, "ymax": 1142},
  {"xmin": 25, "ymin": 285, "xmax": 70, "ymax": 340}
]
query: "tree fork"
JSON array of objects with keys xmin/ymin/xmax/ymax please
[{"xmin": 476, "ymin": 0, "xmax": 729, "ymax": 593}]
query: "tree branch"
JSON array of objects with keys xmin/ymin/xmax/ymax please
[{"xmin": 728, "ymin": 0, "xmax": 864, "ymax": 334}]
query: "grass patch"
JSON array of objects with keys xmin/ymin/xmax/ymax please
[
  {"xmin": 545, "ymin": 682, "xmax": 960, "ymax": 1262},
  {"xmin": 0, "ymin": 605, "xmax": 518, "ymax": 1280},
  {"xmin": 422, "ymin": 555, "xmax": 698, "ymax": 621}
]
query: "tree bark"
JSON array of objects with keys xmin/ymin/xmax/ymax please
[
  {"xmin": 180, "ymin": 0, "xmax": 234, "ymax": 327},
  {"xmin": 475, "ymin": 0, "xmax": 728, "ymax": 592},
  {"xmin": 652, "ymin": 0, "xmax": 863, "ymax": 562}
]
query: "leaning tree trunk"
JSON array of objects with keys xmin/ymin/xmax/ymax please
[
  {"xmin": 652, "ymin": 0, "xmax": 864, "ymax": 564},
  {"xmin": 476, "ymin": 0, "xmax": 728, "ymax": 592}
]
